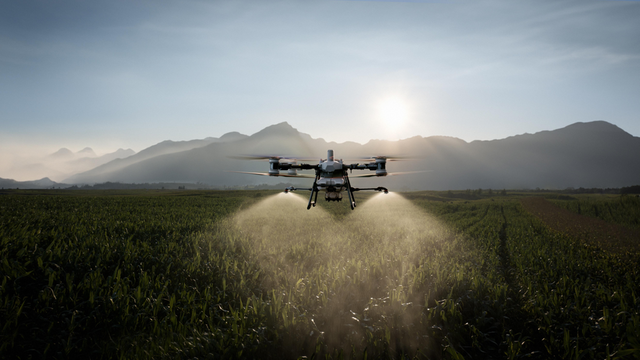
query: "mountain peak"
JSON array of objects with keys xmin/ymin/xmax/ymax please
[
  {"xmin": 78, "ymin": 147, "xmax": 97, "ymax": 157},
  {"xmin": 49, "ymin": 148, "xmax": 74, "ymax": 158},
  {"xmin": 219, "ymin": 131, "xmax": 248, "ymax": 142},
  {"xmin": 113, "ymin": 148, "xmax": 136, "ymax": 156},
  {"xmin": 251, "ymin": 122, "xmax": 299, "ymax": 138},
  {"xmin": 552, "ymin": 121, "xmax": 634, "ymax": 140},
  {"xmin": 32, "ymin": 177, "xmax": 56, "ymax": 186}
]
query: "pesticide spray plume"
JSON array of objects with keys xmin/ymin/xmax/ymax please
[{"xmin": 212, "ymin": 191, "xmax": 455, "ymax": 358}]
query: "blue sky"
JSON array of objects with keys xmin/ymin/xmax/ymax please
[{"xmin": 1, "ymin": 0, "xmax": 639, "ymax": 155}]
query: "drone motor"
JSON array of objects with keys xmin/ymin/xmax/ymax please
[
  {"xmin": 268, "ymin": 158, "xmax": 280, "ymax": 176},
  {"xmin": 375, "ymin": 157, "xmax": 388, "ymax": 176}
]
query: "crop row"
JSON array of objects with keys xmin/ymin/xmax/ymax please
[
  {"xmin": 551, "ymin": 195, "xmax": 640, "ymax": 230},
  {"xmin": 415, "ymin": 197, "xmax": 640, "ymax": 358},
  {"xmin": 2, "ymin": 191, "xmax": 639, "ymax": 359}
]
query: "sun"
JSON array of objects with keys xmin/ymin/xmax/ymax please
[{"xmin": 378, "ymin": 97, "xmax": 408, "ymax": 130}]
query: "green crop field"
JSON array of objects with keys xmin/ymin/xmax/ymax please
[
  {"xmin": 550, "ymin": 195, "xmax": 640, "ymax": 230},
  {"xmin": 1, "ymin": 190, "xmax": 639, "ymax": 359}
]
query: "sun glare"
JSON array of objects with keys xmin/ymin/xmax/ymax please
[{"xmin": 378, "ymin": 97, "xmax": 409, "ymax": 135}]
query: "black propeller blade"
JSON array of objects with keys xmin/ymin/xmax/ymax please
[
  {"xmin": 350, "ymin": 171, "xmax": 427, "ymax": 178},
  {"xmin": 229, "ymin": 155, "xmax": 318, "ymax": 162},
  {"xmin": 356, "ymin": 155, "xmax": 414, "ymax": 162},
  {"xmin": 228, "ymin": 171, "xmax": 316, "ymax": 178}
]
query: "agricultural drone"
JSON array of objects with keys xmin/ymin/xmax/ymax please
[{"xmin": 234, "ymin": 150, "xmax": 410, "ymax": 210}]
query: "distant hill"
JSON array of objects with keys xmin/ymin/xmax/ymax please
[
  {"xmin": 63, "ymin": 134, "xmax": 247, "ymax": 184},
  {"xmin": 459, "ymin": 121, "xmax": 640, "ymax": 189},
  {"xmin": 66, "ymin": 148, "xmax": 136, "ymax": 171},
  {"xmin": 0, "ymin": 177, "xmax": 69, "ymax": 189},
  {"xmin": 5, "ymin": 148, "xmax": 137, "ymax": 183},
  {"xmin": 48, "ymin": 148, "xmax": 75, "ymax": 160},
  {"xmin": 77, "ymin": 147, "xmax": 97, "ymax": 157},
  {"xmin": 60, "ymin": 121, "xmax": 640, "ymax": 190}
]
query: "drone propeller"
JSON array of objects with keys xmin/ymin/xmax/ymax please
[
  {"xmin": 355, "ymin": 155, "xmax": 413, "ymax": 162},
  {"xmin": 229, "ymin": 155, "xmax": 318, "ymax": 162},
  {"xmin": 229, "ymin": 155, "xmax": 291, "ymax": 161},
  {"xmin": 350, "ymin": 171, "xmax": 427, "ymax": 178},
  {"xmin": 229, "ymin": 171, "xmax": 316, "ymax": 178}
]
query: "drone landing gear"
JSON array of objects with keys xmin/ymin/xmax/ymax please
[
  {"xmin": 344, "ymin": 177, "xmax": 389, "ymax": 210},
  {"xmin": 286, "ymin": 179, "xmax": 387, "ymax": 211},
  {"xmin": 345, "ymin": 176, "xmax": 357, "ymax": 210},
  {"xmin": 348, "ymin": 182, "xmax": 389, "ymax": 211},
  {"xmin": 305, "ymin": 181, "xmax": 319, "ymax": 210}
]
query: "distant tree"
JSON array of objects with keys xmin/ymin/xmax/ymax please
[
  {"xmin": 501, "ymin": 189, "xmax": 507, "ymax": 196},
  {"xmin": 477, "ymin": 188, "xmax": 482, "ymax": 195},
  {"xmin": 621, "ymin": 185, "xmax": 640, "ymax": 194},
  {"xmin": 488, "ymin": 189, "xmax": 493, "ymax": 195}
]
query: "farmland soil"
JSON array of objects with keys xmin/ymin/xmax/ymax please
[{"xmin": 521, "ymin": 197, "xmax": 640, "ymax": 254}]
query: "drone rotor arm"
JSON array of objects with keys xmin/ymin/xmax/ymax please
[
  {"xmin": 351, "ymin": 186, "xmax": 389, "ymax": 194},
  {"xmin": 284, "ymin": 186, "xmax": 313, "ymax": 193},
  {"xmin": 288, "ymin": 163, "xmax": 320, "ymax": 170},
  {"xmin": 350, "ymin": 170, "xmax": 427, "ymax": 178}
]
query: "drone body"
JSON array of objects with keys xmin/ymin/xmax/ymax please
[{"xmin": 235, "ymin": 150, "xmax": 403, "ymax": 210}]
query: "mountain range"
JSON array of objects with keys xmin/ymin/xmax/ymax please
[
  {"xmin": 2, "ymin": 147, "xmax": 137, "ymax": 183},
  {"xmin": 2, "ymin": 121, "xmax": 639, "ymax": 190}
]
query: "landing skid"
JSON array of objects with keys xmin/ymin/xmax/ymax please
[
  {"xmin": 345, "ymin": 175, "xmax": 388, "ymax": 210},
  {"xmin": 284, "ymin": 177, "xmax": 387, "ymax": 211},
  {"xmin": 345, "ymin": 175, "xmax": 356, "ymax": 210}
]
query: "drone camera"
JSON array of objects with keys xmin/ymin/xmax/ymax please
[{"xmin": 325, "ymin": 191, "xmax": 343, "ymax": 201}]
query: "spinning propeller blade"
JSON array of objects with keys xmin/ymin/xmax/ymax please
[
  {"xmin": 350, "ymin": 171, "xmax": 427, "ymax": 178},
  {"xmin": 356, "ymin": 155, "xmax": 414, "ymax": 162},
  {"xmin": 229, "ymin": 155, "xmax": 318, "ymax": 162},
  {"xmin": 229, "ymin": 171, "xmax": 315, "ymax": 178}
]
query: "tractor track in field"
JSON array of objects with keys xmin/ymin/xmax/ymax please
[
  {"xmin": 520, "ymin": 197, "xmax": 640, "ymax": 255},
  {"xmin": 498, "ymin": 205, "xmax": 515, "ymax": 287}
]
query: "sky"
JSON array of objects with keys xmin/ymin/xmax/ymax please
[{"xmin": 1, "ymin": 0, "xmax": 639, "ymax": 157}]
